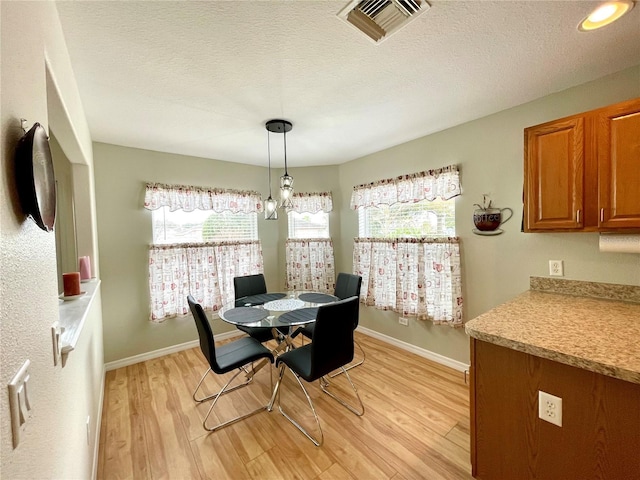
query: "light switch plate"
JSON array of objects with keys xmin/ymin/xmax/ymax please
[
  {"xmin": 8, "ymin": 360, "xmax": 32, "ymax": 448},
  {"xmin": 51, "ymin": 322, "xmax": 64, "ymax": 366}
]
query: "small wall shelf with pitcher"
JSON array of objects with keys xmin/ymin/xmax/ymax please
[{"xmin": 473, "ymin": 195, "xmax": 513, "ymax": 236}]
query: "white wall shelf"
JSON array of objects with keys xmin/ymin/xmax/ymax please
[{"xmin": 57, "ymin": 279, "xmax": 101, "ymax": 366}]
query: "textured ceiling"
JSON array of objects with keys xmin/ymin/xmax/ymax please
[{"xmin": 55, "ymin": 1, "xmax": 640, "ymax": 167}]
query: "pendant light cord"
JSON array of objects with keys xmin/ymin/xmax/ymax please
[
  {"xmin": 283, "ymin": 127, "xmax": 288, "ymax": 175},
  {"xmin": 268, "ymin": 131, "xmax": 273, "ymax": 196}
]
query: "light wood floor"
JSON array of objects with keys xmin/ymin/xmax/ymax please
[{"xmin": 97, "ymin": 332, "xmax": 472, "ymax": 479}]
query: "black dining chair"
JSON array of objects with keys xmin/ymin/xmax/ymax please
[
  {"xmin": 187, "ymin": 295, "xmax": 274, "ymax": 432},
  {"xmin": 233, "ymin": 273, "xmax": 278, "ymax": 343},
  {"xmin": 295, "ymin": 273, "xmax": 365, "ymax": 375},
  {"xmin": 269, "ymin": 296, "xmax": 365, "ymax": 446}
]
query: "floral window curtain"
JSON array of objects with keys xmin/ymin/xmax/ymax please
[
  {"xmin": 353, "ymin": 238, "xmax": 462, "ymax": 327},
  {"xmin": 289, "ymin": 191, "xmax": 333, "ymax": 213},
  {"xmin": 148, "ymin": 241, "xmax": 264, "ymax": 322},
  {"xmin": 144, "ymin": 182, "xmax": 263, "ymax": 213},
  {"xmin": 350, "ymin": 164, "xmax": 460, "ymax": 209},
  {"xmin": 286, "ymin": 192, "xmax": 335, "ymax": 292},
  {"xmin": 285, "ymin": 239, "xmax": 336, "ymax": 293},
  {"xmin": 350, "ymin": 165, "xmax": 463, "ymax": 327},
  {"xmin": 144, "ymin": 182, "xmax": 264, "ymax": 322}
]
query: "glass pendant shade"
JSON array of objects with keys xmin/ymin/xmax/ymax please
[
  {"xmin": 264, "ymin": 195, "xmax": 278, "ymax": 220},
  {"xmin": 264, "ymin": 120, "xmax": 281, "ymax": 221},
  {"xmin": 280, "ymin": 173, "xmax": 294, "ymax": 189},
  {"xmin": 280, "ymin": 173, "xmax": 294, "ymax": 208}
]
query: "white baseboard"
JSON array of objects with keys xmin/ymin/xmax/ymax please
[
  {"xmin": 104, "ymin": 327, "xmax": 468, "ymax": 373},
  {"xmin": 357, "ymin": 326, "xmax": 470, "ymax": 372},
  {"xmin": 91, "ymin": 367, "xmax": 105, "ymax": 480},
  {"xmin": 104, "ymin": 330, "xmax": 242, "ymax": 371}
]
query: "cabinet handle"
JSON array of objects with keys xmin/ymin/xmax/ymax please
[
  {"xmin": 600, "ymin": 208, "xmax": 605, "ymax": 223},
  {"xmin": 576, "ymin": 210, "xmax": 581, "ymax": 224}
]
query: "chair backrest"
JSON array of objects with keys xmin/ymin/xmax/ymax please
[
  {"xmin": 234, "ymin": 274, "xmax": 267, "ymax": 306},
  {"xmin": 309, "ymin": 296, "xmax": 359, "ymax": 380},
  {"xmin": 187, "ymin": 295, "xmax": 217, "ymax": 370},
  {"xmin": 334, "ymin": 273, "xmax": 362, "ymax": 328},
  {"xmin": 334, "ymin": 273, "xmax": 362, "ymax": 300}
]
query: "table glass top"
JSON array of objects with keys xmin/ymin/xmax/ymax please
[{"xmin": 219, "ymin": 291, "xmax": 338, "ymax": 328}]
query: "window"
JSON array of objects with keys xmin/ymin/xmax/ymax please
[
  {"xmin": 288, "ymin": 211, "xmax": 330, "ymax": 239},
  {"xmin": 152, "ymin": 208, "xmax": 257, "ymax": 244},
  {"xmin": 144, "ymin": 183, "xmax": 264, "ymax": 321},
  {"xmin": 351, "ymin": 165, "xmax": 463, "ymax": 326},
  {"xmin": 285, "ymin": 192, "xmax": 335, "ymax": 292},
  {"xmin": 358, "ymin": 198, "xmax": 455, "ymax": 238}
]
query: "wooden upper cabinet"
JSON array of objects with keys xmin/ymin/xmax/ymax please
[
  {"xmin": 524, "ymin": 117, "xmax": 584, "ymax": 231},
  {"xmin": 597, "ymin": 98, "xmax": 640, "ymax": 229},
  {"xmin": 524, "ymin": 97, "xmax": 640, "ymax": 233}
]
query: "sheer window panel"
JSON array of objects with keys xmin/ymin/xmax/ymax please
[
  {"xmin": 152, "ymin": 207, "xmax": 258, "ymax": 244},
  {"xmin": 358, "ymin": 198, "xmax": 455, "ymax": 238},
  {"xmin": 288, "ymin": 211, "xmax": 330, "ymax": 239}
]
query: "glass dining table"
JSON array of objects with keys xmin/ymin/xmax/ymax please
[
  {"xmin": 219, "ymin": 291, "xmax": 342, "ymax": 416},
  {"xmin": 219, "ymin": 291, "xmax": 339, "ymax": 350}
]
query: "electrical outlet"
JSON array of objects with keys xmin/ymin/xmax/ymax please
[
  {"xmin": 538, "ymin": 390, "xmax": 562, "ymax": 427},
  {"xmin": 549, "ymin": 260, "xmax": 564, "ymax": 276},
  {"xmin": 398, "ymin": 317, "xmax": 408, "ymax": 326}
]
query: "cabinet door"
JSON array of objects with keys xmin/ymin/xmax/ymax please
[
  {"xmin": 598, "ymin": 98, "xmax": 640, "ymax": 229},
  {"xmin": 524, "ymin": 117, "xmax": 584, "ymax": 231}
]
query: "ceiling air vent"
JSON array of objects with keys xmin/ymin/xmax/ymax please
[{"xmin": 337, "ymin": 0, "xmax": 431, "ymax": 44}]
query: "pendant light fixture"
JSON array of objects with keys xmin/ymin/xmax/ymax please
[
  {"xmin": 263, "ymin": 121, "xmax": 278, "ymax": 220},
  {"xmin": 265, "ymin": 119, "xmax": 294, "ymax": 209}
]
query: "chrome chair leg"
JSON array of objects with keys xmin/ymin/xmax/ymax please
[
  {"xmin": 329, "ymin": 339, "xmax": 365, "ymax": 378},
  {"xmin": 267, "ymin": 364, "xmax": 285, "ymax": 412},
  {"xmin": 320, "ymin": 367, "xmax": 365, "ymax": 416},
  {"xmin": 193, "ymin": 366, "xmax": 254, "ymax": 403},
  {"xmin": 244, "ymin": 358, "xmax": 274, "ymax": 382},
  {"xmin": 277, "ymin": 367, "xmax": 324, "ymax": 447},
  {"xmin": 202, "ymin": 368, "xmax": 269, "ymax": 432}
]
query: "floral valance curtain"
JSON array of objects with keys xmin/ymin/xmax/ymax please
[
  {"xmin": 290, "ymin": 192, "xmax": 333, "ymax": 213},
  {"xmin": 285, "ymin": 239, "xmax": 336, "ymax": 293},
  {"xmin": 350, "ymin": 164, "xmax": 461, "ymax": 209},
  {"xmin": 148, "ymin": 240, "xmax": 263, "ymax": 322},
  {"xmin": 353, "ymin": 237, "xmax": 463, "ymax": 327},
  {"xmin": 144, "ymin": 182, "xmax": 263, "ymax": 213}
]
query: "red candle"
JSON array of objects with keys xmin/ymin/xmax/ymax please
[{"xmin": 63, "ymin": 272, "xmax": 81, "ymax": 296}]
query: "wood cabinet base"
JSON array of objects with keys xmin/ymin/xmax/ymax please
[{"xmin": 470, "ymin": 339, "xmax": 640, "ymax": 479}]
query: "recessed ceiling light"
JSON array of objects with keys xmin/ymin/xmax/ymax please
[{"xmin": 579, "ymin": 0, "xmax": 635, "ymax": 31}]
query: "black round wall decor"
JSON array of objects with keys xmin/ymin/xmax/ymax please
[{"xmin": 15, "ymin": 122, "xmax": 56, "ymax": 232}]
